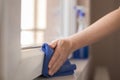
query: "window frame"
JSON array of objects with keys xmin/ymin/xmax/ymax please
[
  {"xmin": 21, "ymin": 0, "xmax": 47, "ymax": 47},
  {"xmin": 0, "ymin": 0, "xmax": 77, "ymax": 80},
  {"xmin": 0, "ymin": 0, "xmax": 44, "ymax": 80}
]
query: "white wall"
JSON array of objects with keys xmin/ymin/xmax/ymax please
[
  {"xmin": 0, "ymin": 0, "xmax": 21, "ymax": 80},
  {"xmin": 0, "ymin": 0, "xmax": 5, "ymax": 79},
  {"xmin": 44, "ymin": 0, "xmax": 63, "ymax": 42},
  {"xmin": 44, "ymin": 0, "xmax": 77, "ymax": 42}
]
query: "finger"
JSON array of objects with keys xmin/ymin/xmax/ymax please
[
  {"xmin": 48, "ymin": 49, "xmax": 60, "ymax": 69},
  {"xmin": 49, "ymin": 40, "xmax": 58, "ymax": 48},
  {"xmin": 49, "ymin": 55, "xmax": 63, "ymax": 75},
  {"xmin": 50, "ymin": 57, "xmax": 65, "ymax": 75},
  {"xmin": 49, "ymin": 40, "xmax": 63, "ymax": 69},
  {"xmin": 49, "ymin": 55, "xmax": 61, "ymax": 76}
]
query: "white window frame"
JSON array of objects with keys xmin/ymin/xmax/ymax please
[
  {"xmin": 21, "ymin": 0, "xmax": 47, "ymax": 47},
  {"xmin": 0, "ymin": 0, "xmax": 77, "ymax": 80},
  {"xmin": 0, "ymin": 0, "xmax": 44, "ymax": 80},
  {"xmin": 62, "ymin": 0, "xmax": 77, "ymax": 37}
]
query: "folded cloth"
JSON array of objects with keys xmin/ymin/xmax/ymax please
[{"xmin": 41, "ymin": 43, "xmax": 76, "ymax": 77}]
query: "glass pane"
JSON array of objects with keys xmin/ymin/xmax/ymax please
[
  {"xmin": 21, "ymin": 0, "xmax": 34, "ymax": 29},
  {"xmin": 36, "ymin": 31, "xmax": 44, "ymax": 45},
  {"xmin": 21, "ymin": 31, "xmax": 34, "ymax": 47},
  {"xmin": 37, "ymin": 0, "xmax": 47, "ymax": 29}
]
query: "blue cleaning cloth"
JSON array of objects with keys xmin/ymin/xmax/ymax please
[{"xmin": 41, "ymin": 43, "xmax": 76, "ymax": 77}]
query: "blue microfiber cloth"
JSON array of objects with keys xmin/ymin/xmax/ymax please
[{"xmin": 41, "ymin": 43, "xmax": 76, "ymax": 77}]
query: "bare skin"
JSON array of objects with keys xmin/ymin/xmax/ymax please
[{"xmin": 48, "ymin": 8, "xmax": 120, "ymax": 76}]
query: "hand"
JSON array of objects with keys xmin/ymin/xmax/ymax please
[{"xmin": 48, "ymin": 38, "xmax": 73, "ymax": 76}]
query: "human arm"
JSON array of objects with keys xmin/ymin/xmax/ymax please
[
  {"xmin": 69, "ymin": 8, "xmax": 120, "ymax": 51},
  {"xmin": 48, "ymin": 8, "xmax": 120, "ymax": 76}
]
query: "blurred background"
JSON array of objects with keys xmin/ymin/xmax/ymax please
[{"xmin": 21, "ymin": 0, "xmax": 120, "ymax": 80}]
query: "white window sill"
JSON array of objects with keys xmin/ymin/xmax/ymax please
[
  {"xmin": 15, "ymin": 48, "xmax": 44, "ymax": 80},
  {"xmin": 34, "ymin": 59, "xmax": 89, "ymax": 80}
]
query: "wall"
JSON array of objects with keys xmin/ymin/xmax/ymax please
[
  {"xmin": 90, "ymin": 0, "xmax": 120, "ymax": 80},
  {"xmin": 0, "ymin": 0, "xmax": 21, "ymax": 80},
  {"xmin": 0, "ymin": 0, "xmax": 4, "ymax": 79},
  {"xmin": 45, "ymin": 0, "xmax": 77, "ymax": 42},
  {"xmin": 44, "ymin": 0, "xmax": 63, "ymax": 42}
]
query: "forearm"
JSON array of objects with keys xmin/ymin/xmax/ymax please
[{"xmin": 69, "ymin": 8, "xmax": 120, "ymax": 51}]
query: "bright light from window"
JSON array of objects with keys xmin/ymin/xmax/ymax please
[
  {"xmin": 21, "ymin": 31, "xmax": 34, "ymax": 46},
  {"xmin": 37, "ymin": 0, "xmax": 47, "ymax": 29},
  {"xmin": 21, "ymin": 0, "xmax": 34, "ymax": 29},
  {"xmin": 21, "ymin": 0, "xmax": 47, "ymax": 47},
  {"xmin": 36, "ymin": 31, "xmax": 44, "ymax": 44}
]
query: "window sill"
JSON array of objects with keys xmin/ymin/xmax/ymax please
[
  {"xmin": 35, "ymin": 59, "xmax": 89, "ymax": 80},
  {"xmin": 15, "ymin": 48, "xmax": 44, "ymax": 80}
]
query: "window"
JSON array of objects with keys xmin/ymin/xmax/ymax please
[
  {"xmin": 0, "ymin": 0, "xmax": 78, "ymax": 79},
  {"xmin": 21, "ymin": 0, "xmax": 47, "ymax": 47}
]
